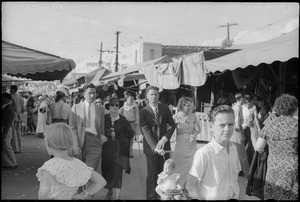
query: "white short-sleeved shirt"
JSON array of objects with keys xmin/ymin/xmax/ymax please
[{"xmin": 189, "ymin": 138, "xmax": 241, "ymax": 200}]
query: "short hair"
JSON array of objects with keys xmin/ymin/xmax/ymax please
[
  {"xmin": 177, "ymin": 97, "xmax": 194, "ymax": 112},
  {"xmin": 209, "ymin": 105, "xmax": 234, "ymax": 123},
  {"xmin": 164, "ymin": 159, "xmax": 176, "ymax": 170},
  {"xmin": 273, "ymin": 94, "xmax": 298, "ymax": 116},
  {"xmin": 146, "ymin": 86, "xmax": 159, "ymax": 94},
  {"xmin": 10, "ymin": 85, "xmax": 18, "ymax": 92},
  {"xmin": 44, "ymin": 123, "xmax": 74, "ymax": 151},
  {"xmin": 55, "ymin": 91, "xmax": 66, "ymax": 102},
  {"xmin": 235, "ymin": 93, "xmax": 243, "ymax": 101},
  {"xmin": 83, "ymin": 83, "xmax": 96, "ymax": 92}
]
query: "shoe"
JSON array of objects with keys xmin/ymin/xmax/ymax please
[{"xmin": 129, "ymin": 155, "xmax": 133, "ymax": 158}]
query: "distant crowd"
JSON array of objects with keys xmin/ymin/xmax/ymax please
[{"xmin": 1, "ymin": 84, "xmax": 298, "ymax": 200}]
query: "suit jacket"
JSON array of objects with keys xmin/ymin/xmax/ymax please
[
  {"xmin": 69, "ymin": 101, "xmax": 105, "ymax": 149},
  {"xmin": 140, "ymin": 103, "xmax": 176, "ymax": 155}
]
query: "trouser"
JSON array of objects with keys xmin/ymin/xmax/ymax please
[
  {"xmin": 2, "ymin": 127, "xmax": 17, "ymax": 167},
  {"xmin": 145, "ymin": 153, "xmax": 169, "ymax": 200},
  {"xmin": 244, "ymin": 127, "xmax": 254, "ymax": 165},
  {"xmin": 11, "ymin": 120, "xmax": 22, "ymax": 153},
  {"xmin": 82, "ymin": 132, "xmax": 102, "ymax": 173},
  {"xmin": 128, "ymin": 121, "xmax": 136, "ymax": 156},
  {"xmin": 230, "ymin": 130, "xmax": 250, "ymax": 177}
]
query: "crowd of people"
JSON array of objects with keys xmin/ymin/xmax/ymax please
[{"xmin": 1, "ymin": 83, "xmax": 298, "ymax": 200}]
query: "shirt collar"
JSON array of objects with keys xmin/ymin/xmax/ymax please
[
  {"xmin": 211, "ymin": 137, "xmax": 233, "ymax": 154},
  {"xmin": 84, "ymin": 100, "xmax": 95, "ymax": 106}
]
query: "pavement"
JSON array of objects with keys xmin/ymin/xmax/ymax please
[{"xmin": 1, "ymin": 135, "xmax": 260, "ymax": 200}]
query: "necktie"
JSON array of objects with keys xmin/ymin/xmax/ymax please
[
  {"xmin": 154, "ymin": 106, "xmax": 159, "ymax": 125},
  {"xmin": 86, "ymin": 103, "xmax": 91, "ymax": 127}
]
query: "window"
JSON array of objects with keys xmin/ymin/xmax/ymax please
[{"xmin": 150, "ymin": 49, "xmax": 155, "ymax": 60}]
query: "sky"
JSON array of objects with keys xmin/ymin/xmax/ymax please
[{"xmin": 2, "ymin": 2, "xmax": 299, "ymax": 72}]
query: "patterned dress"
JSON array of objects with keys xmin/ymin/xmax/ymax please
[
  {"xmin": 36, "ymin": 158, "xmax": 96, "ymax": 199},
  {"xmin": 259, "ymin": 116, "xmax": 298, "ymax": 200}
]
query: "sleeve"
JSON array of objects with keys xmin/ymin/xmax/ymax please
[
  {"xmin": 69, "ymin": 105, "xmax": 79, "ymax": 148},
  {"xmin": 140, "ymin": 109, "xmax": 157, "ymax": 151},
  {"xmin": 164, "ymin": 106, "xmax": 176, "ymax": 140},
  {"xmin": 258, "ymin": 122, "xmax": 271, "ymax": 140},
  {"xmin": 194, "ymin": 113, "xmax": 201, "ymax": 133},
  {"xmin": 189, "ymin": 149, "xmax": 207, "ymax": 182}
]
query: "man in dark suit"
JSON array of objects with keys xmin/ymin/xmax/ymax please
[{"xmin": 140, "ymin": 86, "xmax": 176, "ymax": 200}]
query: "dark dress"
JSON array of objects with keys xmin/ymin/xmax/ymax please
[
  {"xmin": 259, "ymin": 116, "xmax": 298, "ymax": 200},
  {"xmin": 102, "ymin": 114, "xmax": 134, "ymax": 189}
]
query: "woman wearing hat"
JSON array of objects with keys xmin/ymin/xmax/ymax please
[
  {"xmin": 48, "ymin": 88, "xmax": 71, "ymax": 124},
  {"xmin": 102, "ymin": 97, "xmax": 135, "ymax": 200}
]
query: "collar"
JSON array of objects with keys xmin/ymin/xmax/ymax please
[
  {"xmin": 211, "ymin": 137, "xmax": 233, "ymax": 154},
  {"xmin": 149, "ymin": 104, "xmax": 158, "ymax": 111},
  {"xmin": 84, "ymin": 100, "xmax": 95, "ymax": 106}
]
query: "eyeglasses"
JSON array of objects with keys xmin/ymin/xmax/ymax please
[{"xmin": 110, "ymin": 103, "xmax": 119, "ymax": 107}]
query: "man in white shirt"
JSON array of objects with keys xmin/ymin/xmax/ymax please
[
  {"xmin": 186, "ymin": 105, "xmax": 241, "ymax": 200},
  {"xmin": 230, "ymin": 93, "xmax": 249, "ymax": 177},
  {"xmin": 70, "ymin": 83, "xmax": 108, "ymax": 171}
]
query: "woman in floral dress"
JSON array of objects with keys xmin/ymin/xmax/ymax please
[
  {"xmin": 172, "ymin": 97, "xmax": 201, "ymax": 189},
  {"xmin": 255, "ymin": 94, "xmax": 298, "ymax": 200}
]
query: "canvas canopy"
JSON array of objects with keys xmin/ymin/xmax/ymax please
[
  {"xmin": 204, "ymin": 28, "xmax": 299, "ymax": 73},
  {"xmin": 2, "ymin": 40, "xmax": 76, "ymax": 81}
]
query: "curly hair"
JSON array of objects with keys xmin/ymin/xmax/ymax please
[
  {"xmin": 176, "ymin": 97, "xmax": 194, "ymax": 112},
  {"xmin": 273, "ymin": 94, "xmax": 298, "ymax": 116}
]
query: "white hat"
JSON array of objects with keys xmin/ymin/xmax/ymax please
[{"xmin": 56, "ymin": 88, "xmax": 68, "ymax": 96}]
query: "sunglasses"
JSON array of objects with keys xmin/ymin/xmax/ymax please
[{"xmin": 110, "ymin": 103, "xmax": 120, "ymax": 107}]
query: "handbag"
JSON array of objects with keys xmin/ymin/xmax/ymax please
[{"xmin": 246, "ymin": 145, "xmax": 268, "ymax": 199}]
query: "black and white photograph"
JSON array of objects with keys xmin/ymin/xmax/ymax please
[{"xmin": 2, "ymin": 2, "xmax": 298, "ymax": 200}]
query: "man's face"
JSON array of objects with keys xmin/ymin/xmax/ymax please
[
  {"xmin": 146, "ymin": 89, "xmax": 159, "ymax": 105},
  {"xmin": 212, "ymin": 112, "xmax": 235, "ymax": 146},
  {"xmin": 84, "ymin": 87, "xmax": 96, "ymax": 103}
]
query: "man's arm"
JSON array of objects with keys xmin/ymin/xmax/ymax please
[
  {"xmin": 140, "ymin": 109, "xmax": 157, "ymax": 151},
  {"xmin": 186, "ymin": 174, "xmax": 203, "ymax": 200}
]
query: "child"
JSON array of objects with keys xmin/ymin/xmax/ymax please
[
  {"xmin": 155, "ymin": 159, "xmax": 182, "ymax": 200},
  {"xmin": 36, "ymin": 123, "xmax": 106, "ymax": 200}
]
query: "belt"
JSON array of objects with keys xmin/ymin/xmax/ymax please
[
  {"xmin": 52, "ymin": 118, "xmax": 68, "ymax": 124},
  {"xmin": 85, "ymin": 131, "xmax": 97, "ymax": 136}
]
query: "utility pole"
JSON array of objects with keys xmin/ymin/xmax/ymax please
[
  {"xmin": 97, "ymin": 42, "xmax": 115, "ymax": 68},
  {"xmin": 219, "ymin": 23, "xmax": 238, "ymax": 46},
  {"xmin": 115, "ymin": 31, "xmax": 121, "ymax": 72}
]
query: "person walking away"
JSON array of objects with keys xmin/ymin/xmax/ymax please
[
  {"xmin": 36, "ymin": 95, "xmax": 49, "ymax": 138},
  {"xmin": 255, "ymin": 94, "xmax": 298, "ymax": 200},
  {"xmin": 186, "ymin": 105, "xmax": 241, "ymax": 200},
  {"xmin": 36, "ymin": 123, "xmax": 107, "ymax": 200},
  {"xmin": 2, "ymin": 93, "xmax": 18, "ymax": 169},
  {"xmin": 10, "ymin": 85, "xmax": 25, "ymax": 153},
  {"xmin": 118, "ymin": 91, "xmax": 140, "ymax": 158},
  {"xmin": 242, "ymin": 94, "xmax": 256, "ymax": 165},
  {"xmin": 48, "ymin": 89, "xmax": 71, "ymax": 125},
  {"xmin": 69, "ymin": 83, "xmax": 108, "ymax": 196},
  {"xmin": 102, "ymin": 97, "xmax": 134, "ymax": 199},
  {"xmin": 229, "ymin": 93, "xmax": 250, "ymax": 177},
  {"xmin": 139, "ymin": 85, "xmax": 176, "ymax": 200},
  {"xmin": 26, "ymin": 96, "xmax": 38, "ymax": 135},
  {"xmin": 172, "ymin": 97, "xmax": 201, "ymax": 189}
]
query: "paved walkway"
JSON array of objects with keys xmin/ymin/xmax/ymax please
[{"xmin": 1, "ymin": 135, "xmax": 260, "ymax": 200}]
